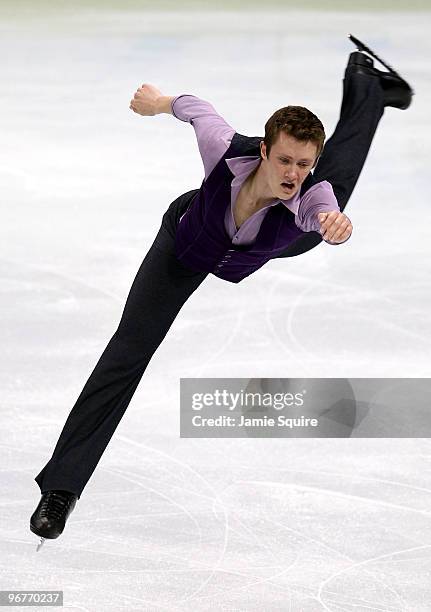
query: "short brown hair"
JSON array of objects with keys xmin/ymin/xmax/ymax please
[{"xmin": 263, "ymin": 106, "xmax": 325, "ymax": 162}]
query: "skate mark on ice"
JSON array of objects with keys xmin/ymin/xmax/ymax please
[
  {"xmin": 114, "ymin": 435, "xmax": 230, "ymax": 605},
  {"xmin": 316, "ymin": 544, "xmax": 431, "ymax": 612}
]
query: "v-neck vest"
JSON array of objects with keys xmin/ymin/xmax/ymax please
[{"xmin": 175, "ymin": 132, "xmax": 318, "ymax": 283}]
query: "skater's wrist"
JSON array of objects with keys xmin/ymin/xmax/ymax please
[{"xmin": 155, "ymin": 96, "xmax": 175, "ymax": 115}]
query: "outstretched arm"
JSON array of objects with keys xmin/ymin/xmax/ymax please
[{"xmin": 129, "ymin": 83, "xmax": 235, "ymax": 179}]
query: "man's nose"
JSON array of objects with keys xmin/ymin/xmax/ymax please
[{"xmin": 284, "ymin": 167, "xmax": 298, "ymax": 180}]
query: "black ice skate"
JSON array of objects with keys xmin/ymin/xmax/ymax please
[
  {"xmin": 347, "ymin": 33, "xmax": 414, "ymax": 110},
  {"xmin": 30, "ymin": 490, "xmax": 78, "ymax": 551}
]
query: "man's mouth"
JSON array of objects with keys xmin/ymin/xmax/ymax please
[{"xmin": 281, "ymin": 181, "xmax": 295, "ymax": 191}]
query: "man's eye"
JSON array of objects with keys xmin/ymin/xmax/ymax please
[{"xmin": 280, "ymin": 160, "xmax": 309, "ymax": 167}]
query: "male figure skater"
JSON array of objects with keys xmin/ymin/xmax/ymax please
[{"xmin": 30, "ymin": 35, "xmax": 413, "ymax": 547}]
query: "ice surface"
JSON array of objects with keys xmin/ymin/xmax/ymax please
[{"xmin": 1, "ymin": 5, "xmax": 431, "ymax": 611}]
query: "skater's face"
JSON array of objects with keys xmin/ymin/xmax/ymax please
[{"xmin": 260, "ymin": 131, "xmax": 318, "ymax": 199}]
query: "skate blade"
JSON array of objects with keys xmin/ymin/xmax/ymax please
[
  {"xmin": 36, "ymin": 537, "xmax": 46, "ymax": 552},
  {"xmin": 348, "ymin": 33, "xmax": 400, "ymax": 76}
]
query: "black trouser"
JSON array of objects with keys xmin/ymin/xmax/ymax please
[
  {"xmin": 34, "ymin": 69, "xmax": 385, "ymax": 499},
  {"xmin": 35, "ymin": 192, "xmax": 206, "ymax": 498},
  {"xmin": 317, "ymin": 70, "xmax": 385, "ymax": 211}
]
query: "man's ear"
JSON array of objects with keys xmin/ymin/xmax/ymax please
[{"xmin": 260, "ymin": 140, "xmax": 267, "ymax": 160}]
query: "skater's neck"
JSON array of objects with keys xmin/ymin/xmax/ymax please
[{"xmin": 240, "ymin": 162, "xmax": 277, "ymax": 209}]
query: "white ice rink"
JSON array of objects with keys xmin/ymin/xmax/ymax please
[{"xmin": 1, "ymin": 4, "xmax": 431, "ymax": 611}]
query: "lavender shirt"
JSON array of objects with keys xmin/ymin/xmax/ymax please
[{"xmin": 171, "ymin": 95, "xmax": 342, "ymax": 246}]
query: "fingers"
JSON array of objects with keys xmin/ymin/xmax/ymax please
[
  {"xmin": 323, "ymin": 221, "xmax": 352, "ymax": 243},
  {"xmin": 319, "ymin": 210, "xmax": 338, "ymax": 236},
  {"xmin": 320, "ymin": 212, "xmax": 352, "ymax": 243},
  {"xmin": 129, "ymin": 84, "xmax": 154, "ymax": 114},
  {"xmin": 133, "ymin": 83, "xmax": 152, "ymax": 98},
  {"xmin": 129, "ymin": 89, "xmax": 144, "ymax": 113},
  {"xmin": 319, "ymin": 210, "xmax": 339, "ymax": 228},
  {"xmin": 324, "ymin": 229, "xmax": 351, "ymax": 244}
]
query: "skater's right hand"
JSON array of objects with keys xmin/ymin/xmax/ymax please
[{"xmin": 129, "ymin": 83, "xmax": 169, "ymax": 116}]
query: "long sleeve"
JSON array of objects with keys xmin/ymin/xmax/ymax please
[
  {"xmin": 171, "ymin": 94, "xmax": 236, "ymax": 180},
  {"xmin": 295, "ymin": 180, "xmax": 351, "ymax": 244}
]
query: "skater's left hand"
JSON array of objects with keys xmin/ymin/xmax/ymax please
[{"xmin": 318, "ymin": 211, "xmax": 352, "ymax": 244}]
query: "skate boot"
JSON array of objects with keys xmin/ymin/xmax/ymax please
[
  {"xmin": 346, "ymin": 33, "xmax": 414, "ymax": 110},
  {"xmin": 30, "ymin": 490, "xmax": 78, "ymax": 550}
]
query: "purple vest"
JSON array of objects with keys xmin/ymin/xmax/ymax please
[{"xmin": 175, "ymin": 132, "xmax": 319, "ymax": 283}]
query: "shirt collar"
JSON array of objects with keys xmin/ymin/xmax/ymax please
[{"xmin": 225, "ymin": 155, "xmax": 300, "ymax": 213}]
